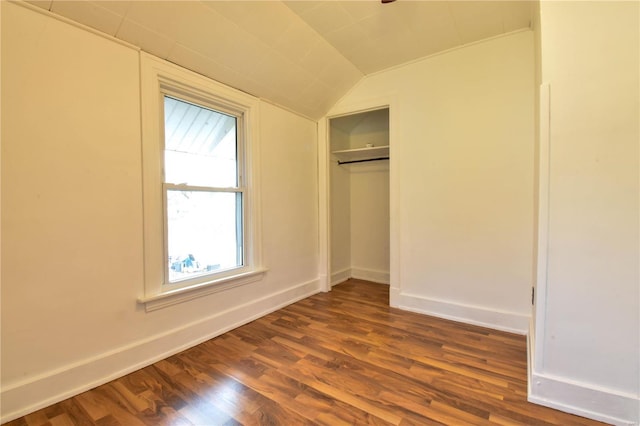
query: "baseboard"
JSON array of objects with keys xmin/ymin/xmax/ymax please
[
  {"xmin": 331, "ymin": 267, "xmax": 351, "ymax": 286},
  {"xmin": 528, "ymin": 372, "xmax": 639, "ymax": 426},
  {"xmin": 350, "ymin": 267, "xmax": 390, "ymax": 285},
  {"xmin": 527, "ymin": 319, "xmax": 535, "ymax": 397},
  {"xmin": 0, "ymin": 278, "xmax": 321, "ymax": 423},
  {"xmin": 396, "ymin": 291, "xmax": 529, "ymax": 334},
  {"xmin": 527, "ymin": 319, "xmax": 639, "ymax": 426},
  {"xmin": 318, "ymin": 273, "xmax": 330, "ymax": 292},
  {"xmin": 389, "ymin": 286, "xmax": 400, "ymax": 308}
]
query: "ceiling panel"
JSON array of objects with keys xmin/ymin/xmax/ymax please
[
  {"xmin": 448, "ymin": 1, "xmax": 506, "ymax": 44},
  {"xmin": 92, "ymin": 1, "xmax": 131, "ymax": 16},
  {"xmin": 32, "ymin": 0, "xmax": 533, "ymax": 119},
  {"xmin": 116, "ymin": 19, "xmax": 174, "ymax": 59},
  {"xmin": 122, "ymin": 1, "xmax": 184, "ymax": 40},
  {"xmin": 296, "ymin": 2, "xmax": 355, "ymax": 35},
  {"xmin": 272, "ymin": 19, "xmax": 325, "ymax": 63},
  {"xmin": 205, "ymin": 1, "xmax": 294, "ymax": 48},
  {"xmin": 50, "ymin": 0, "xmax": 124, "ymax": 35},
  {"xmin": 24, "ymin": 0, "xmax": 52, "ymax": 10},
  {"xmin": 286, "ymin": 1, "xmax": 533, "ymax": 76}
]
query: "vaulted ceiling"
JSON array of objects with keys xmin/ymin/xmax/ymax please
[{"xmin": 26, "ymin": 0, "xmax": 534, "ymax": 119}]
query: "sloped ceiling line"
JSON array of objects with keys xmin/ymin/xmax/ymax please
[{"xmin": 25, "ymin": 0, "xmax": 533, "ymax": 120}]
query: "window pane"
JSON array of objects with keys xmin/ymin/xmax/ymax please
[
  {"xmin": 164, "ymin": 96, "xmax": 237, "ymax": 187},
  {"xmin": 166, "ymin": 190, "xmax": 243, "ymax": 283}
]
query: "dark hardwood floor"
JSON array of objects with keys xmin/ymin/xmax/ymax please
[{"xmin": 5, "ymin": 279, "xmax": 607, "ymax": 425}]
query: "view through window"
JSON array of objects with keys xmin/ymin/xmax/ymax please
[{"xmin": 163, "ymin": 96, "xmax": 243, "ymax": 284}]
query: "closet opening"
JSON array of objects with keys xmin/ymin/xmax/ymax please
[{"xmin": 329, "ymin": 107, "xmax": 390, "ymax": 287}]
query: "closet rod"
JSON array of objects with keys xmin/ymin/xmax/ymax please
[{"xmin": 338, "ymin": 156, "xmax": 389, "ymax": 165}]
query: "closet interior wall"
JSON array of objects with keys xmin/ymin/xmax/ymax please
[{"xmin": 330, "ymin": 109, "xmax": 390, "ymax": 285}]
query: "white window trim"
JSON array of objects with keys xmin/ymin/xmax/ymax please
[{"xmin": 138, "ymin": 53, "xmax": 265, "ymax": 312}]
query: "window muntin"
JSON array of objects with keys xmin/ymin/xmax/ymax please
[{"xmin": 162, "ymin": 95, "xmax": 245, "ymax": 285}]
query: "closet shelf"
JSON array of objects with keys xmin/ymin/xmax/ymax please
[{"xmin": 332, "ymin": 145, "xmax": 389, "ymax": 165}]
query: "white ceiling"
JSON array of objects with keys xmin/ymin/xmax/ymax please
[{"xmin": 25, "ymin": 0, "xmax": 533, "ymax": 119}]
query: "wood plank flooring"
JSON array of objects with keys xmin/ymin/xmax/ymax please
[{"xmin": 5, "ymin": 279, "xmax": 607, "ymax": 426}]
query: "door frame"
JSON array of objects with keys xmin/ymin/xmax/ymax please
[{"xmin": 318, "ymin": 94, "xmax": 400, "ymax": 307}]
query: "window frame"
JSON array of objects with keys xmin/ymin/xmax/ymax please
[
  {"xmin": 138, "ymin": 53, "xmax": 264, "ymax": 312},
  {"xmin": 161, "ymin": 93, "xmax": 245, "ymax": 287}
]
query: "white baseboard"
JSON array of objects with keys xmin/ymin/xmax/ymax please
[
  {"xmin": 331, "ymin": 267, "xmax": 351, "ymax": 286},
  {"xmin": 528, "ymin": 372, "xmax": 639, "ymax": 426},
  {"xmin": 389, "ymin": 286, "xmax": 400, "ymax": 308},
  {"xmin": 331, "ymin": 267, "xmax": 390, "ymax": 286},
  {"xmin": 318, "ymin": 274, "xmax": 330, "ymax": 292},
  {"xmin": 528, "ymin": 320, "xmax": 639, "ymax": 426},
  {"xmin": 0, "ymin": 278, "xmax": 321, "ymax": 423},
  {"xmin": 395, "ymin": 291, "xmax": 529, "ymax": 334},
  {"xmin": 350, "ymin": 267, "xmax": 390, "ymax": 285}
]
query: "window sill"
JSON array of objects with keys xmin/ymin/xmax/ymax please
[{"xmin": 138, "ymin": 268, "xmax": 267, "ymax": 312}]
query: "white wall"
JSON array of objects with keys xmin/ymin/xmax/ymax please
[
  {"xmin": 330, "ymin": 30, "xmax": 535, "ymax": 333},
  {"xmin": 347, "ymin": 110, "xmax": 389, "ymax": 150},
  {"xmin": 0, "ymin": 3, "xmax": 319, "ymax": 421},
  {"xmin": 531, "ymin": 2, "xmax": 639, "ymax": 424},
  {"xmin": 350, "ymin": 164, "xmax": 389, "ymax": 282},
  {"xmin": 260, "ymin": 102, "xmax": 319, "ymax": 288}
]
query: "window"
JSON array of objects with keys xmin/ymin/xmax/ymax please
[
  {"xmin": 164, "ymin": 96, "xmax": 243, "ymax": 284},
  {"xmin": 139, "ymin": 54, "xmax": 264, "ymax": 311}
]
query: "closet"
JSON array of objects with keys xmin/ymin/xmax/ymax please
[{"xmin": 329, "ymin": 108, "xmax": 390, "ymax": 286}]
